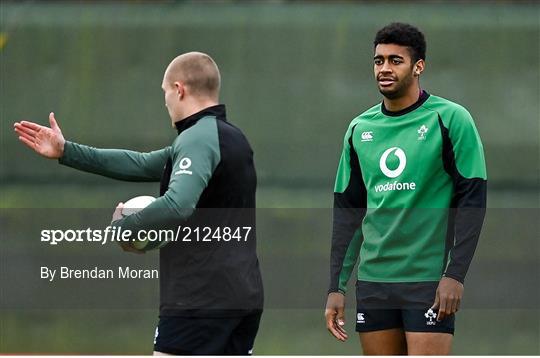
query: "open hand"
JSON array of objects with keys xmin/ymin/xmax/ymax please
[{"xmin": 14, "ymin": 112, "xmax": 65, "ymax": 159}]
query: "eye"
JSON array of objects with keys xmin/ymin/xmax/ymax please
[
  {"xmin": 374, "ymin": 59, "xmax": 383, "ymax": 65},
  {"xmin": 392, "ymin": 59, "xmax": 403, "ymax": 65}
]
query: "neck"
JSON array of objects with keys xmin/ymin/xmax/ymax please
[
  {"xmin": 383, "ymin": 86, "xmax": 421, "ymax": 112},
  {"xmin": 174, "ymin": 98, "xmax": 219, "ymax": 124}
]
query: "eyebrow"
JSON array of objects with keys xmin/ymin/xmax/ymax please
[{"xmin": 373, "ymin": 54, "xmax": 405, "ymax": 60}]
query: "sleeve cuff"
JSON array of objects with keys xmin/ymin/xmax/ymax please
[
  {"xmin": 442, "ymin": 272, "xmax": 465, "ymax": 284},
  {"xmin": 58, "ymin": 141, "xmax": 74, "ymax": 165},
  {"xmin": 328, "ymin": 288, "xmax": 346, "ymax": 295}
]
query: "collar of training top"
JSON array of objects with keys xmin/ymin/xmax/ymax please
[
  {"xmin": 174, "ymin": 104, "xmax": 227, "ymax": 134},
  {"xmin": 381, "ymin": 90, "xmax": 430, "ymax": 117}
]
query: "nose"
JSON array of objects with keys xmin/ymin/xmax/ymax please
[{"xmin": 380, "ymin": 61, "xmax": 392, "ymax": 73}]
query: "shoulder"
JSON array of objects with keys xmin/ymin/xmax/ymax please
[
  {"xmin": 422, "ymin": 94, "xmax": 475, "ymax": 127},
  {"xmin": 171, "ymin": 117, "xmax": 220, "ymax": 159},
  {"xmin": 174, "ymin": 117, "xmax": 218, "ymax": 147},
  {"xmin": 215, "ymin": 116, "xmax": 248, "ymax": 142},
  {"xmin": 355, "ymin": 103, "xmax": 382, "ymax": 123},
  {"xmin": 346, "ymin": 103, "xmax": 382, "ymax": 133}
]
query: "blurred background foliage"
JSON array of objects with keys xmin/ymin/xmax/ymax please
[{"xmin": 1, "ymin": 0, "xmax": 538, "ymax": 355}]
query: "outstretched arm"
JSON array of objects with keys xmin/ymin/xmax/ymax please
[
  {"xmin": 110, "ymin": 116, "xmax": 221, "ymax": 251},
  {"xmin": 14, "ymin": 112, "xmax": 168, "ymax": 182}
]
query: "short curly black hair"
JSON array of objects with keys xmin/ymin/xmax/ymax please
[{"xmin": 374, "ymin": 23, "xmax": 426, "ymax": 62}]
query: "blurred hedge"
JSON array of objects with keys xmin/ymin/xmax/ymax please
[{"xmin": 1, "ymin": 2, "xmax": 538, "ymax": 189}]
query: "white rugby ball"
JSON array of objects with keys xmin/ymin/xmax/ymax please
[{"xmin": 121, "ymin": 195, "xmax": 156, "ymax": 217}]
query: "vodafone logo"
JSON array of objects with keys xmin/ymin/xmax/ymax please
[
  {"xmin": 375, "ymin": 147, "xmax": 415, "ymax": 192},
  {"xmin": 379, "ymin": 147, "xmax": 406, "ymax": 178},
  {"xmin": 174, "ymin": 157, "xmax": 193, "ymax": 175},
  {"xmin": 179, "ymin": 158, "xmax": 191, "ymax": 170}
]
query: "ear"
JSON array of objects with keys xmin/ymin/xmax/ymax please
[
  {"xmin": 174, "ymin": 82, "xmax": 184, "ymax": 99},
  {"xmin": 414, "ymin": 59, "xmax": 425, "ymax": 77}
]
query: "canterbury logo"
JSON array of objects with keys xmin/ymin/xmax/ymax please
[
  {"xmin": 379, "ymin": 147, "xmax": 406, "ymax": 178},
  {"xmin": 361, "ymin": 131, "xmax": 373, "ymax": 142}
]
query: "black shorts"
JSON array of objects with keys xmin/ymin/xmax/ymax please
[
  {"xmin": 153, "ymin": 310, "xmax": 262, "ymax": 355},
  {"xmin": 355, "ymin": 281, "xmax": 454, "ymax": 334}
]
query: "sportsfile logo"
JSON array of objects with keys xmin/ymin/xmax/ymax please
[
  {"xmin": 174, "ymin": 157, "xmax": 193, "ymax": 175},
  {"xmin": 375, "ymin": 147, "xmax": 416, "ymax": 192}
]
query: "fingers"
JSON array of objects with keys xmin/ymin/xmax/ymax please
[
  {"xmin": 437, "ymin": 294, "xmax": 459, "ymax": 321},
  {"xmin": 112, "ymin": 202, "xmax": 124, "ymax": 223},
  {"xmin": 332, "ymin": 322, "xmax": 347, "ymax": 341},
  {"xmin": 115, "ymin": 202, "xmax": 124, "ymax": 216},
  {"xmin": 335, "ymin": 306, "xmax": 348, "ymax": 338},
  {"xmin": 325, "ymin": 293, "xmax": 347, "ymax": 342},
  {"xmin": 14, "ymin": 123, "xmax": 38, "ymax": 138},
  {"xmin": 49, "ymin": 112, "xmax": 61, "ymax": 132},
  {"xmin": 437, "ymin": 294, "xmax": 447, "ymax": 321},
  {"xmin": 325, "ymin": 309, "xmax": 347, "ymax": 342},
  {"xmin": 15, "ymin": 128, "xmax": 36, "ymax": 144},
  {"xmin": 18, "ymin": 135, "xmax": 36, "ymax": 150},
  {"xmin": 14, "ymin": 126, "xmax": 39, "ymax": 149},
  {"xmin": 433, "ymin": 277, "xmax": 463, "ymax": 321},
  {"xmin": 450, "ymin": 295, "xmax": 458, "ymax": 314},
  {"xmin": 17, "ymin": 120, "xmax": 44, "ymax": 131},
  {"xmin": 324, "ymin": 310, "xmax": 338, "ymax": 336},
  {"xmin": 14, "ymin": 114, "xmax": 56, "ymax": 134},
  {"xmin": 334, "ymin": 322, "xmax": 348, "ymax": 340}
]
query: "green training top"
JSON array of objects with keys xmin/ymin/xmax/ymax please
[{"xmin": 329, "ymin": 91, "xmax": 487, "ymax": 292}]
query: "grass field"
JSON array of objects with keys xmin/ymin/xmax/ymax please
[{"xmin": 0, "ymin": 309, "xmax": 538, "ymax": 354}]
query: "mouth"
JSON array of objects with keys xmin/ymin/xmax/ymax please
[{"xmin": 378, "ymin": 78, "xmax": 397, "ymax": 87}]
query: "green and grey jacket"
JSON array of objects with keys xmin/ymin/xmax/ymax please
[{"xmin": 60, "ymin": 105, "xmax": 263, "ymax": 316}]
